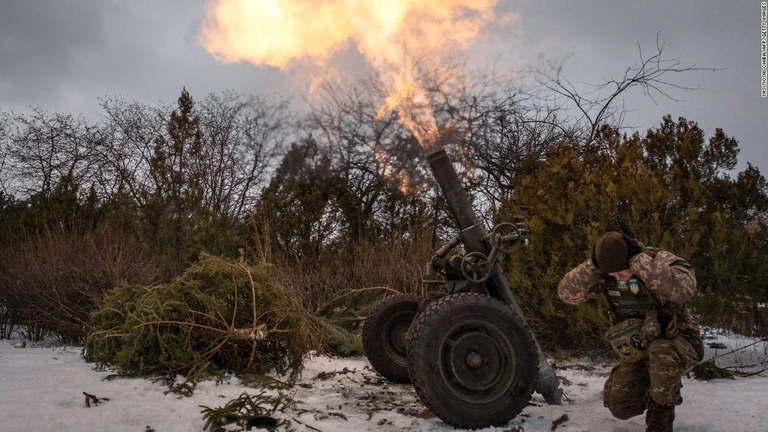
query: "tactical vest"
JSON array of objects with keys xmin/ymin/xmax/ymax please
[
  {"xmin": 598, "ymin": 248, "xmax": 704, "ymax": 361},
  {"xmin": 600, "ymin": 276, "xmax": 658, "ymax": 323}
]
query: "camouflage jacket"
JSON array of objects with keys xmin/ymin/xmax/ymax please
[{"xmin": 557, "ymin": 248, "xmax": 697, "ymax": 306}]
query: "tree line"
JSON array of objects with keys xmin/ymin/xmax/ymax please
[{"xmin": 1, "ymin": 53, "xmax": 766, "ymax": 348}]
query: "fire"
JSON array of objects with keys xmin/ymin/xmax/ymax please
[{"xmin": 200, "ymin": 0, "xmax": 503, "ymax": 149}]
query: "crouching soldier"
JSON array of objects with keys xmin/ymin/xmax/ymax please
[{"xmin": 558, "ymin": 232, "xmax": 704, "ymax": 432}]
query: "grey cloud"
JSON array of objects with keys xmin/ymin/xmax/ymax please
[{"xmin": 0, "ymin": 0, "xmax": 765, "ymax": 170}]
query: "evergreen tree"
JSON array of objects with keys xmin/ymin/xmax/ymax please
[
  {"xmin": 256, "ymin": 136, "xmax": 340, "ymax": 260},
  {"xmin": 146, "ymin": 88, "xmax": 206, "ymax": 271},
  {"xmin": 503, "ymin": 117, "xmax": 768, "ymax": 348}
]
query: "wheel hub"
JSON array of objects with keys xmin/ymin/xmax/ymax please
[
  {"xmin": 447, "ymin": 330, "xmax": 506, "ymax": 392},
  {"xmin": 388, "ymin": 322, "xmax": 409, "ymax": 355},
  {"xmin": 465, "ymin": 351, "xmax": 484, "ymax": 369}
]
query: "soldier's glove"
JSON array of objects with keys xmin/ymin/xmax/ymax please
[
  {"xmin": 622, "ymin": 234, "xmax": 643, "ymax": 259},
  {"xmin": 640, "ymin": 309, "xmax": 661, "ymax": 347},
  {"xmin": 590, "ymin": 247, "xmax": 599, "ymax": 269},
  {"xmin": 664, "ymin": 315, "xmax": 679, "ymax": 339}
]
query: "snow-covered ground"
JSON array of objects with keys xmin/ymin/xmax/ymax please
[{"xmin": 1, "ymin": 328, "xmax": 766, "ymax": 432}]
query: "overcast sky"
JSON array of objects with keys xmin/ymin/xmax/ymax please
[{"xmin": 1, "ymin": 0, "xmax": 766, "ymax": 173}]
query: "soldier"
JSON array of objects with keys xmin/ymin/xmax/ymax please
[{"xmin": 558, "ymin": 232, "xmax": 704, "ymax": 432}]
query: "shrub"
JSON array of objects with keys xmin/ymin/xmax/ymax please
[
  {"xmin": 85, "ymin": 253, "xmax": 329, "ymax": 378},
  {"xmin": 0, "ymin": 229, "xmax": 161, "ymax": 343}
]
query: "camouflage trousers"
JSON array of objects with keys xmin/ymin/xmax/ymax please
[{"xmin": 603, "ymin": 336, "xmax": 700, "ymax": 420}]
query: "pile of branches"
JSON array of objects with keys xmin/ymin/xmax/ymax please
[{"xmin": 84, "ymin": 253, "xmax": 328, "ymax": 378}]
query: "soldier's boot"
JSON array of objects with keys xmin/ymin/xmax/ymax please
[{"xmin": 645, "ymin": 398, "xmax": 675, "ymax": 432}]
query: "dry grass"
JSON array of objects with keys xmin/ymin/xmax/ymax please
[
  {"xmin": 265, "ymin": 230, "xmax": 436, "ymax": 322},
  {"xmin": 0, "ymin": 229, "xmax": 162, "ymax": 342}
]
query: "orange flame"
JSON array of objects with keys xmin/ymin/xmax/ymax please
[{"xmin": 200, "ymin": 0, "xmax": 502, "ymax": 149}]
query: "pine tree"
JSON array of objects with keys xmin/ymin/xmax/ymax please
[{"xmin": 147, "ymin": 88, "xmax": 206, "ymax": 271}]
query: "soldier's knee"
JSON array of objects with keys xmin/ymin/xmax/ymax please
[
  {"xmin": 607, "ymin": 401, "xmax": 645, "ymax": 420},
  {"xmin": 603, "ymin": 364, "xmax": 649, "ymax": 420},
  {"xmin": 605, "ymin": 385, "xmax": 646, "ymax": 419}
]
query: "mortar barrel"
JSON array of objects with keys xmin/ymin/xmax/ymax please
[{"xmin": 426, "ymin": 148, "xmax": 487, "ymax": 253}]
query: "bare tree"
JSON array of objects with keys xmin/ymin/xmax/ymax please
[
  {"xmin": 364, "ymin": 58, "xmax": 577, "ymax": 213},
  {"xmin": 97, "ymin": 97, "xmax": 167, "ymax": 206},
  {"xmin": 306, "ymin": 60, "xmax": 570, "ymax": 235},
  {"xmin": 309, "ymin": 77, "xmax": 433, "ymax": 241},
  {"xmin": 197, "ymin": 91, "xmax": 292, "ymax": 221},
  {"xmin": 5, "ymin": 108, "xmax": 101, "ymax": 199},
  {"xmin": 530, "ymin": 37, "xmax": 715, "ymax": 149},
  {"xmin": 0, "ymin": 110, "xmax": 10, "ymax": 197},
  {"xmin": 98, "ymin": 91, "xmax": 291, "ymax": 223},
  {"xmin": 441, "ymin": 78, "xmax": 579, "ymax": 207}
]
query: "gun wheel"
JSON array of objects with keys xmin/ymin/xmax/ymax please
[
  {"xmin": 362, "ymin": 293, "xmax": 421, "ymax": 383},
  {"xmin": 407, "ymin": 293, "xmax": 538, "ymax": 429},
  {"xmin": 460, "ymin": 251, "xmax": 491, "ymax": 283},
  {"xmin": 490, "ymin": 222, "xmax": 520, "ymax": 253}
]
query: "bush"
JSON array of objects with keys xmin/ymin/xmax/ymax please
[
  {"xmin": 0, "ymin": 229, "xmax": 161, "ymax": 343},
  {"xmin": 84, "ymin": 253, "xmax": 332, "ymax": 378}
]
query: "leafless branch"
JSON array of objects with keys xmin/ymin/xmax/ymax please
[{"xmin": 529, "ymin": 35, "xmax": 719, "ymax": 149}]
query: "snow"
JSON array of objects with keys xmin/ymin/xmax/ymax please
[{"xmin": 1, "ymin": 329, "xmax": 766, "ymax": 432}]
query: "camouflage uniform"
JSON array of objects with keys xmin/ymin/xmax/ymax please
[{"xmin": 558, "ymin": 248, "xmax": 704, "ymax": 421}]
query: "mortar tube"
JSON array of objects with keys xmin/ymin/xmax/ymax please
[{"xmin": 426, "ymin": 147, "xmax": 563, "ymax": 405}]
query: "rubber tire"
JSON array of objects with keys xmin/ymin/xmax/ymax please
[
  {"xmin": 362, "ymin": 293, "xmax": 421, "ymax": 383},
  {"xmin": 407, "ymin": 293, "xmax": 538, "ymax": 429}
]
